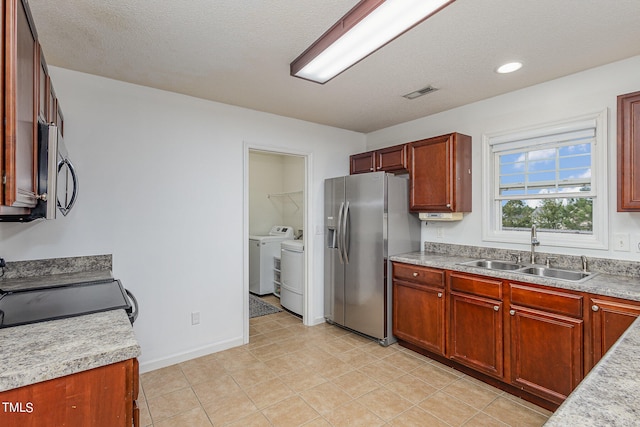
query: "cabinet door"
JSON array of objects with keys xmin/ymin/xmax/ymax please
[
  {"xmin": 409, "ymin": 133, "xmax": 471, "ymax": 212},
  {"xmin": 509, "ymin": 306, "xmax": 583, "ymax": 405},
  {"xmin": 0, "ymin": 359, "xmax": 136, "ymax": 427},
  {"xmin": 376, "ymin": 144, "xmax": 408, "ymax": 173},
  {"xmin": 617, "ymin": 90, "xmax": 640, "ymax": 211},
  {"xmin": 449, "ymin": 292, "xmax": 503, "ymax": 378},
  {"xmin": 2, "ymin": 0, "xmax": 39, "ymax": 208},
  {"xmin": 349, "ymin": 151, "xmax": 374, "ymax": 174},
  {"xmin": 393, "ymin": 280, "xmax": 445, "ymax": 355},
  {"xmin": 590, "ymin": 297, "xmax": 640, "ymax": 367}
]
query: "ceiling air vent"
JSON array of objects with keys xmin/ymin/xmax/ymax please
[{"xmin": 403, "ymin": 85, "xmax": 438, "ymax": 100}]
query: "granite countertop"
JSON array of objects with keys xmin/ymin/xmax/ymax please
[
  {"xmin": 0, "ymin": 309, "xmax": 141, "ymax": 392},
  {"xmin": 391, "ymin": 251, "xmax": 640, "ymax": 302},
  {"xmin": 391, "ymin": 251, "xmax": 640, "ymax": 426},
  {"xmin": 0, "ymin": 263, "xmax": 140, "ymax": 393}
]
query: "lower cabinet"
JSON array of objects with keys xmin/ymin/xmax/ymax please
[
  {"xmin": 449, "ymin": 273, "xmax": 504, "ymax": 379},
  {"xmin": 392, "ymin": 262, "xmax": 446, "ymax": 355},
  {"xmin": 508, "ymin": 283, "xmax": 584, "ymax": 405},
  {"xmin": 0, "ymin": 358, "xmax": 139, "ymax": 427},
  {"xmin": 590, "ymin": 296, "xmax": 640, "ymax": 367}
]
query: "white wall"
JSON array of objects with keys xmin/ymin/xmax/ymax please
[
  {"xmin": 248, "ymin": 151, "xmax": 304, "ymax": 236},
  {"xmin": 0, "ymin": 68, "xmax": 365, "ymax": 371},
  {"xmin": 366, "ymin": 55, "xmax": 640, "ymax": 262}
]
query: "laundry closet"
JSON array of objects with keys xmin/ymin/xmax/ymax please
[{"xmin": 248, "ymin": 150, "xmax": 305, "ymax": 316}]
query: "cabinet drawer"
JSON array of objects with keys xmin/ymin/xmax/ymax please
[
  {"xmin": 510, "ymin": 283, "xmax": 583, "ymax": 318},
  {"xmin": 449, "ymin": 272, "xmax": 502, "ymax": 300},
  {"xmin": 392, "ymin": 263, "xmax": 445, "ymax": 288}
]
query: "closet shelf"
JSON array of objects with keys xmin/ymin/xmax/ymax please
[{"xmin": 268, "ymin": 191, "xmax": 303, "ymax": 210}]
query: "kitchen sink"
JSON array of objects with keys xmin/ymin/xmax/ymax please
[
  {"xmin": 461, "ymin": 259, "xmax": 525, "ymax": 270},
  {"xmin": 459, "ymin": 259, "xmax": 597, "ymax": 282},
  {"xmin": 518, "ymin": 266, "xmax": 594, "ymax": 281}
]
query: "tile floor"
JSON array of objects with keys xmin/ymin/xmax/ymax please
[{"xmin": 138, "ymin": 295, "xmax": 552, "ymax": 426}]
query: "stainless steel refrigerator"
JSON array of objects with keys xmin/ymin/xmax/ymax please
[{"xmin": 324, "ymin": 172, "xmax": 420, "ymax": 345}]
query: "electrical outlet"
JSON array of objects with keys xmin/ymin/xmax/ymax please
[
  {"xmin": 191, "ymin": 312, "xmax": 200, "ymax": 325},
  {"xmin": 613, "ymin": 233, "xmax": 630, "ymax": 252},
  {"xmin": 436, "ymin": 226, "xmax": 444, "ymax": 239},
  {"xmin": 635, "ymin": 234, "xmax": 640, "ymax": 253}
]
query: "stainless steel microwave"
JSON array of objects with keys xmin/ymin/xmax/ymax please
[{"xmin": 0, "ymin": 122, "xmax": 78, "ymax": 222}]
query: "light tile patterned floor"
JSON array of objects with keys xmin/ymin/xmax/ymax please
[{"xmin": 138, "ymin": 295, "xmax": 552, "ymax": 426}]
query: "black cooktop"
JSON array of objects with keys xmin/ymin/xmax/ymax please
[{"xmin": 0, "ymin": 279, "xmax": 133, "ymax": 328}]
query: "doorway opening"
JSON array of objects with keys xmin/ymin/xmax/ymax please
[{"xmin": 244, "ymin": 146, "xmax": 310, "ymax": 343}]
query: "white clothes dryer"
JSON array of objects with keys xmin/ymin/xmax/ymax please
[
  {"xmin": 249, "ymin": 226, "xmax": 294, "ymax": 295},
  {"xmin": 280, "ymin": 239, "xmax": 304, "ymax": 316}
]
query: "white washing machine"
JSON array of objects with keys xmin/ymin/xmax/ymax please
[
  {"xmin": 280, "ymin": 239, "xmax": 304, "ymax": 316},
  {"xmin": 249, "ymin": 226, "xmax": 294, "ymax": 295}
]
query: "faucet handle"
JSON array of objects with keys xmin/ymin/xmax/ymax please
[
  {"xmin": 510, "ymin": 253, "xmax": 522, "ymax": 263},
  {"xmin": 581, "ymin": 255, "xmax": 589, "ymax": 272},
  {"xmin": 545, "ymin": 257, "xmax": 557, "ymax": 268}
]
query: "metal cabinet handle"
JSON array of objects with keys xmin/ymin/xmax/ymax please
[
  {"xmin": 592, "ymin": 305, "xmax": 600, "ymax": 312},
  {"xmin": 437, "ymin": 292, "xmax": 443, "ymax": 298},
  {"xmin": 509, "ymin": 310, "xmax": 516, "ymax": 316},
  {"xmin": 494, "ymin": 305, "xmax": 500, "ymax": 311},
  {"xmin": 413, "ymin": 272, "xmax": 419, "ymax": 277}
]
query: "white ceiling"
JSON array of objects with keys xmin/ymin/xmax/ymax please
[{"xmin": 29, "ymin": 0, "xmax": 640, "ymax": 133}]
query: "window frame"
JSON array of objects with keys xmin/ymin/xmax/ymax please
[{"xmin": 481, "ymin": 110, "xmax": 608, "ymax": 250}]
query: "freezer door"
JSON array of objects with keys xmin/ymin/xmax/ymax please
[
  {"xmin": 324, "ymin": 177, "xmax": 345, "ymax": 325},
  {"xmin": 344, "ymin": 172, "xmax": 386, "ymax": 339}
]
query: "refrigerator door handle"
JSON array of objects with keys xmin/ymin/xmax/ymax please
[
  {"xmin": 343, "ymin": 201, "xmax": 350, "ymax": 264},
  {"xmin": 337, "ymin": 202, "xmax": 345, "ymax": 264}
]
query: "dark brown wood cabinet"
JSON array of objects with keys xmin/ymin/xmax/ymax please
[
  {"xmin": 350, "ymin": 143, "xmax": 409, "ymax": 175},
  {"xmin": 392, "ymin": 262, "xmax": 446, "ymax": 355},
  {"xmin": 448, "ymin": 272, "xmax": 504, "ymax": 379},
  {"xmin": 0, "ymin": 359, "xmax": 139, "ymax": 427},
  {"xmin": 508, "ymin": 283, "xmax": 583, "ymax": 405},
  {"xmin": 408, "ymin": 133, "xmax": 472, "ymax": 212},
  {"xmin": 1, "ymin": 0, "xmax": 39, "ymax": 210},
  {"xmin": 617, "ymin": 90, "xmax": 640, "ymax": 211},
  {"xmin": 350, "ymin": 151, "xmax": 375, "ymax": 174},
  {"xmin": 589, "ymin": 296, "xmax": 640, "ymax": 367}
]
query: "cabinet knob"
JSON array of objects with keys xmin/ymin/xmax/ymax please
[
  {"xmin": 509, "ymin": 310, "xmax": 516, "ymax": 316},
  {"xmin": 413, "ymin": 272, "xmax": 419, "ymax": 277},
  {"xmin": 437, "ymin": 292, "xmax": 443, "ymax": 298},
  {"xmin": 592, "ymin": 305, "xmax": 600, "ymax": 312},
  {"xmin": 494, "ymin": 305, "xmax": 500, "ymax": 311},
  {"xmin": 446, "ymin": 203, "xmax": 451, "ymax": 208}
]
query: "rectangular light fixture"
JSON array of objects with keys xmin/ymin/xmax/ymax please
[{"xmin": 290, "ymin": 0, "xmax": 455, "ymax": 84}]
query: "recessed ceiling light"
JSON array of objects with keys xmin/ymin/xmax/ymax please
[{"xmin": 496, "ymin": 62, "xmax": 523, "ymax": 74}]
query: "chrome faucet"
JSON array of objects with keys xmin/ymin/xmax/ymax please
[
  {"xmin": 581, "ymin": 255, "xmax": 588, "ymax": 272},
  {"xmin": 530, "ymin": 224, "xmax": 540, "ymax": 264}
]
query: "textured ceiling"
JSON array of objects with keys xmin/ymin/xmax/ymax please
[{"xmin": 29, "ymin": 0, "xmax": 640, "ymax": 133}]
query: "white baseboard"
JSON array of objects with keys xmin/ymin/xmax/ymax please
[{"xmin": 138, "ymin": 336, "xmax": 244, "ymax": 374}]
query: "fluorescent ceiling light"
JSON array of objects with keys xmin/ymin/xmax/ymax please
[
  {"xmin": 496, "ymin": 62, "xmax": 523, "ymax": 74},
  {"xmin": 291, "ymin": 0, "xmax": 456, "ymax": 84}
]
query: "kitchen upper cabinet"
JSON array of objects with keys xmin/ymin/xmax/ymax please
[
  {"xmin": 448, "ymin": 272, "xmax": 504, "ymax": 379},
  {"xmin": 589, "ymin": 296, "xmax": 640, "ymax": 368},
  {"xmin": 375, "ymin": 144, "xmax": 408, "ymax": 173},
  {"xmin": 617, "ymin": 90, "xmax": 640, "ymax": 211},
  {"xmin": 408, "ymin": 133, "xmax": 472, "ymax": 212},
  {"xmin": 0, "ymin": 358, "xmax": 139, "ymax": 427},
  {"xmin": 350, "ymin": 151, "xmax": 374, "ymax": 174},
  {"xmin": 350, "ymin": 143, "xmax": 409, "ymax": 174},
  {"xmin": 1, "ymin": 0, "xmax": 39, "ymax": 210},
  {"xmin": 392, "ymin": 262, "xmax": 446, "ymax": 355},
  {"xmin": 508, "ymin": 283, "xmax": 583, "ymax": 405}
]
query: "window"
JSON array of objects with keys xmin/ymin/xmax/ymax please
[{"xmin": 482, "ymin": 110, "xmax": 608, "ymax": 249}]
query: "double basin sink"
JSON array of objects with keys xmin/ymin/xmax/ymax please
[{"xmin": 459, "ymin": 259, "xmax": 597, "ymax": 282}]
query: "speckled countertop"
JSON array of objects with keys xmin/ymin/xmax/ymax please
[
  {"xmin": 0, "ymin": 309, "xmax": 141, "ymax": 392},
  {"xmin": 0, "ymin": 257, "xmax": 141, "ymax": 393},
  {"xmin": 391, "ymin": 251, "xmax": 640, "ymax": 426}
]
